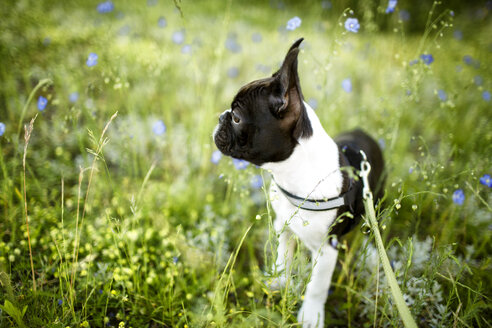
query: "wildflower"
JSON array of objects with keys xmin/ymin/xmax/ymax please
[
  {"xmin": 483, "ymin": 91, "xmax": 491, "ymax": 101},
  {"xmin": 69, "ymin": 92, "xmax": 79, "ymax": 103},
  {"xmin": 172, "ymin": 256, "xmax": 179, "ymax": 264},
  {"xmin": 0, "ymin": 122, "xmax": 5, "ymax": 136},
  {"xmin": 342, "ymin": 78, "xmax": 352, "ymax": 93},
  {"xmin": 321, "ymin": 1, "xmax": 332, "ymax": 10},
  {"xmin": 474, "ymin": 75, "xmax": 483, "ymax": 86},
  {"xmin": 86, "ymin": 53, "xmax": 98, "ymax": 67},
  {"xmin": 152, "ymin": 120, "xmax": 166, "ymax": 136},
  {"xmin": 409, "ymin": 59, "xmax": 419, "ymax": 66},
  {"xmin": 286, "ymin": 16, "xmax": 302, "ymax": 31},
  {"xmin": 452, "ymin": 189, "xmax": 465, "ymax": 205},
  {"xmin": 225, "ymin": 35, "xmax": 242, "ymax": 53},
  {"xmin": 158, "ymin": 17, "xmax": 167, "ymax": 28},
  {"xmin": 463, "ymin": 55, "xmax": 473, "ymax": 65},
  {"xmin": 251, "ymin": 175, "xmax": 263, "ymax": 189},
  {"xmin": 251, "ymin": 32, "xmax": 262, "ymax": 43},
  {"xmin": 227, "ymin": 67, "xmax": 239, "ymax": 78},
  {"xmin": 38, "ymin": 96, "xmax": 48, "ymax": 111},
  {"xmin": 385, "ymin": 0, "xmax": 397, "ymax": 13},
  {"xmin": 399, "ymin": 9, "xmax": 410, "ymax": 21},
  {"xmin": 97, "ymin": 1, "xmax": 114, "ymax": 13},
  {"xmin": 181, "ymin": 45, "xmax": 192, "ymax": 54},
  {"xmin": 172, "ymin": 30, "xmax": 185, "ymax": 45},
  {"xmin": 344, "ymin": 18, "xmax": 360, "ymax": 33},
  {"xmin": 58, "ymin": 299, "xmax": 63, "ymax": 305},
  {"xmin": 378, "ymin": 138, "xmax": 386, "ymax": 149},
  {"xmin": 480, "ymin": 174, "xmax": 492, "ymax": 187},
  {"xmin": 449, "ymin": 10, "xmax": 455, "ymax": 17},
  {"xmin": 437, "ymin": 89, "xmax": 447, "ymax": 101},
  {"xmin": 453, "ymin": 30, "xmax": 463, "ymax": 40},
  {"xmin": 409, "ymin": 167, "xmax": 414, "ymax": 174},
  {"xmin": 211, "ymin": 150, "xmax": 222, "ymax": 164},
  {"xmin": 232, "ymin": 158, "xmax": 249, "ymax": 170},
  {"xmin": 420, "ymin": 54, "xmax": 434, "ymax": 65}
]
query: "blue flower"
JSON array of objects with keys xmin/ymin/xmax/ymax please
[
  {"xmin": 232, "ymin": 158, "xmax": 249, "ymax": 170},
  {"xmin": 420, "ymin": 54, "xmax": 434, "ymax": 65},
  {"xmin": 225, "ymin": 36, "xmax": 242, "ymax": 53},
  {"xmin": 97, "ymin": 1, "xmax": 114, "ymax": 13},
  {"xmin": 307, "ymin": 98, "xmax": 318, "ymax": 110},
  {"xmin": 483, "ymin": 90, "xmax": 491, "ymax": 102},
  {"xmin": 0, "ymin": 122, "xmax": 5, "ymax": 136},
  {"xmin": 286, "ymin": 16, "xmax": 302, "ymax": 31},
  {"xmin": 449, "ymin": 10, "xmax": 455, "ymax": 17},
  {"xmin": 321, "ymin": 1, "xmax": 332, "ymax": 10},
  {"xmin": 378, "ymin": 138, "xmax": 386, "ymax": 150},
  {"xmin": 86, "ymin": 53, "xmax": 98, "ymax": 67},
  {"xmin": 69, "ymin": 92, "xmax": 79, "ymax": 103},
  {"xmin": 227, "ymin": 67, "xmax": 239, "ymax": 78},
  {"xmin": 452, "ymin": 189, "xmax": 465, "ymax": 205},
  {"xmin": 57, "ymin": 299, "xmax": 63, "ymax": 306},
  {"xmin": 172, "ymin": 30, "xmax": 185, "ymax": 45},
  {"xmin": 211, "ymin": 150, "xmax": 222, "ymax": 164},
  {"xmin": 385, "ymin": 0, "xmax": 397, "ymax": 13},
  {"xmin": 181, "ymin": 44, "xmax": 192, "ymax": 54},
  {"xmin": 158, "ymin": 17, "xmax": 167, "ymax": 28},
  {"xmin": 453, "ymin": 30, "xmax": 463, "ymax": 40},
  {"xmin": 344, "ymin": 18, "xmax": 360, "ymax": 33},
  {"xmin": 152, "ymin": 120, "xmax": 166, "ymax": 135},
  {"xmin": 172, "ymin": 256, "xmax": 179, "ymax": 264},
  {"xmin": 437, "ymin": 89, "xmax": 447, "ymax": 101},
  {"xmin": 399, "ymin": 9, "xmax": 410, "ymax": 21},
  {"xmin": 251, "ymin": 32, "xmax": 262, "ymax": 43},
  {"xmin": 99, "ymin": 289, "xmax": 103, "ymax": 294},
  {"xmin": 409, "ymin": 59, "xmax": 419, "ymax": 66},
  {"xmin": 342, "ymin": 78, "xmax": 352, "ymax": 93},
  {"xmin": 463, "ymin": 55, "xmax": 473, "ymax": 65},
  {"xmin": 480, "ymin": 174, "xmax": 492, "ymax": 187},
  {"xmin": 251, "ymin": 175, "xmax": 263, "ymax": 189},
  {"xmin": 38, "ymin": 96, "xmax": 48, "ymax": 111},
  {"xmin": 473, "ymin": 75, "xmax": 483, "ymax": 86}
]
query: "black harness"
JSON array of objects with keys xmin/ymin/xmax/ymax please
[{"xmin": 274, "ymin": 143, "xmax": 364, "ymax": 240}]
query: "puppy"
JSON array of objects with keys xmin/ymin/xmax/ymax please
[{"xmin": 214, "ymin": 38, "xmax": 384, "ymax": 327}]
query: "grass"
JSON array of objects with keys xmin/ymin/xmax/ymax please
[{"xmin": 0, "ymin": 0, "xmax": 491, "ymax": 327}]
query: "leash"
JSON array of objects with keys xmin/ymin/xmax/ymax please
[{"xmin": 359, "ymin": 151, "xmax": 418, "ymax": 328}]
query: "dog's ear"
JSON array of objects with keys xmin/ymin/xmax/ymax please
[
  {"xmin": 270, "ymin": 38, "xmax": 304, "ymax": 116},
  {"xmin": 269, "ymin": 38, "xmax": 312, "ymax": 139}
]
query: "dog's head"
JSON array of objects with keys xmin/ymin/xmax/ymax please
[{"xmin": 213, "ymin": 38, "xmax": 313, "ymax": 166}]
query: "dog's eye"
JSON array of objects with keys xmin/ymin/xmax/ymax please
[{"xmin": 232, "ymin": 112, "xmax": 241, "ymax": 124}]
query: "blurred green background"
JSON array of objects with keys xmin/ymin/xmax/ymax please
[{"xmin": 0, "ymin": 0, "xmax": 491, "ymax": 327}]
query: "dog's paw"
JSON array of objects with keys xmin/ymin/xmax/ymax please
[{"xmin": 297, "ymin": 298, "xmax": 325, "ymax": 328}]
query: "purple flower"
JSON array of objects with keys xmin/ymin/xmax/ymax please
[
  {"xmin": 463, "ymin": 55, "xmax": 473, "ymax": 65},
  {"xmin": 69, "ymin": 92, "xmax": 79, "ymax": 103},
  {"xmin": 286, "ymin": 16, "xmax": 302, "ymax": 31},
  {"xmin": 452, "ymin": 189, "xmax": 465, "ymax": 205},
  {"xmin": 480, "ymin": 174, "xmax": 492, "ymax": 187},
  {"xmin": 399, "ymin": 9, "xmax": 410, "ymax": 21},
  {"xmin": 437, "ymin": 89, "xmax": 447, "ymax": 101},
  {"xmin": 152, "ymin": 120, "xmax": 166, "ymax": 135},
  {"xmin": 57, "ymin": 299, "xmax": 63, "ymax": 305},
  {"xmin": 232, "ymin": 158, "xmax": 249, "ymax": 170},
  {"xmin": 344, "ymin": 18, "xmax": 360, "ymax": 33},
  {"xmin": 342, "ymin": 78, "xmax": 352, "ymax": 93},
  {"xmin": 420, "ymin": 54, "xmax": 434, "ymax": 65},
  {"xmin": 211, "ymin": 150, "xmax": 222, "ymax": 164},
  {"xmin": 86, "ymin": 53, "xmax": 98, "ymax": 67},
  {"xmin": 158, "ymin": 17, "xmax": 167, "ymax": 28},
  {"xmin": 251, "ymin": 175, "xmax": 263, "ymax": 189},
  {"xmin": 483, "ymin": 91, "xmax": 491, "ymax": 102},
  {"xmin": 0, "ymin": 122, "xmax": 5, "ymax": 136},
  {"xmin": 37, "ymin": 96, "xmax": 48, "ymax": 111},
  {"xmin": 172, "ymin": 30, "xmax": 185, "ymax": 45},
  {"xmin": 385, "ymin": 0, "xmax": 397, "ymax": 13},
  {"xmin": 97, "ymin": 1, "xmax": 114, "ymax": 13},
  {"xmin": 227, "ymin": 67, "xmax": 239, "ymax": 78},
  {"xmin": 453, "ymin": 30, "xmax": 463, "ymax": 40}
]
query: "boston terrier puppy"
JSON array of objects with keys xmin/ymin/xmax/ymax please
[{"xmin": 214, "ymin": 38, "xmax": 385, "ymax": 328}]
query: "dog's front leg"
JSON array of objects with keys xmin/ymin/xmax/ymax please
[
  {"xmin": 298, "ymin": 244, "xmax": 338, "ymax": 328},
  {"xmin": 269, "ymin": 218, "xmax": 296, "ymax": 290}
]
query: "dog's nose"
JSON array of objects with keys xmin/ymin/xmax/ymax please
[{"xmin": 219, "ymin": 109, "xmax": 231, "ymax": 123}]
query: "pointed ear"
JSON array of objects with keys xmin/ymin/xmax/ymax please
[{"xmin": 271, "ymin": 38, "xmax": 304, "ymax": 115}]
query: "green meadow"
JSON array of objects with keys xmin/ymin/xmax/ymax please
[{"xmin": 0, "ymin": 0, "xmax": 491, "ymax": 327}]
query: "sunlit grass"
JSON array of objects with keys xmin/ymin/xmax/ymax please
[{"xmin": 0, "ymin": 0, "xmax": 491, "ymax": 327}]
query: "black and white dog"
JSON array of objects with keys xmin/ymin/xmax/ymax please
[{"xmin": 214, "ymin": 38, "xmax": 385, "ymax": 327}]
